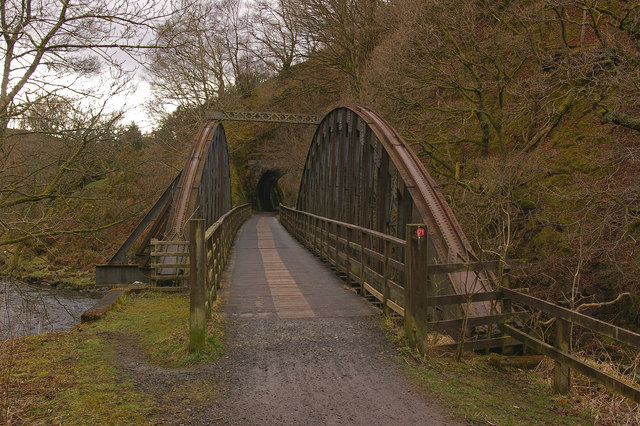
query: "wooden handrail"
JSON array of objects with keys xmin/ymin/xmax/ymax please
[
  {"xmin": 279, "ymin": 205, "xmax": 405, "ymax": 245},
  {"xmin": 503, "ymin": 288, "xmax": 640, "ymax": 349}
]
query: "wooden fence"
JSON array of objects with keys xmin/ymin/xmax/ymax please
[
  {"xmin": 147, "ymin": 204, "xmax": 251, "ymax": 352},
  {"xmin": 149, "ymin": 240, "xmax": 190, "ymax": 284},
  {"xmin": 280, "ymin": 205, "xmax": 406, "ymax": 316},
  {"xmin": 189, "ymin": 203, "xmax": 251, "ymax": 352},
  {"xmin": 280, "ymin": 205, "xmax": 640, "ymax": 403}
]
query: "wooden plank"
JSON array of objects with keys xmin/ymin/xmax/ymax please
[
  {"xmin": 427, "ymin": 260, "xmax": 524, "ymax": 275},
  {"xmin": 433, "ymin": 336, "xmax": 522, "ymax": 353},
  {"xmin": 150, "ymin": 275, "xmax": 188, "ymax": 280},
  {"xmin": 363, "ymin": 247, "xmax": 385, "ymax": 263},
  {"xmin": 427, "ymin": 312, "xmax": 530, "ymax": 333},
  {"xmin": 389, "ymin": 258, "xmax": 404, "ymax": 272},
  {"xmin": 501, "ymin": 324, "xmax": 640, "ymax": 404},
  {"xmin": 363, "ymin": 265, "xmax": 384, "ymax": 288},
  {"xmin": 386, "ymin": 298, "xmax": 405, "ymax": 316},
  {"xmin": 503, "ymin": 289, "xmax": 640, "ymax": 349},
  {"xmin": 150, "ymin": 263, "xmax": 189, "ymax": 268},
  {"xmin": 363, "ymin": 282, "xmax": 384, "ymax": 302},
  {"xmin": 150, "ymin": 251, "xmax": 189, "ymax": 256},
  {"xmin": 388, "ymin": 280, "xmax": 404, "ymax": 295},
  {"xmin": 424, "ymin": 291, "xmax": 503, "ymax": 307},
  {"xmin": 361, "ymin": 281, "xmax": 404, "ymax": 316}
]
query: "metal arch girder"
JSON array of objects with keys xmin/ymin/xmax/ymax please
[
  {"xmin": 164, "ymin": 120, "xmax": 232, "ymax": 240},
  {"xmin": 295, "ymin": 104, "xmax": 494, "ymax": 316}
]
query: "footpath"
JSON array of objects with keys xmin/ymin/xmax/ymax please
[{"xmin": 211, "ymin": 213, "xmax": 457, "ymax": 425}]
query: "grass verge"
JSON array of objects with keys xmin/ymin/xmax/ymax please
[
  {"xmin": 91, "ymin": 291, "xmax": 225, "ymax": 367},
  {"xmin": 382, "ymin": 317, "xmax": 596, "ymax": 425},
  {"xmin": 1, "ymin": 291, "xmax": 224, "ymax": 424}
]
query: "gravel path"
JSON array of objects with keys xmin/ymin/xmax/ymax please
[{"xmin": 210, "ymin": 214, "xmax": 457, "ymax": 425}]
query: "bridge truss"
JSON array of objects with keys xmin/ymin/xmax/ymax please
[
  {"xmin": 296, "ymin": 105, "xmax": 494, "ymax": 316},
  {"xmin": 206, "ymin": 110, "xmax": 319, "ymax": 125}
]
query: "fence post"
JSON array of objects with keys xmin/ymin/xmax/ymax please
[
  {"xmin": 404, "ymin": 224, "xmax": 430, "ymax": 354},
  {"xmin": 189, "ymin": 218, "xmax": 206, "ymax": 353},
  {"xmin": 383, "ymin": 239, "xmax": 391, "ymax": 316},
  {"xmin": 501, "ymin": 266, "xmax": 512, "ymax": 313},
  {"xmin": 345, "ymin": 227, "xmax": 352, "ymax": 287},
  {"xmin": 553, "ymin": 318, "xmax": 571, "ymax": 393},
  {"xmin": 360, "ymin": 229, "xmax": 367, "ymax": 297}
]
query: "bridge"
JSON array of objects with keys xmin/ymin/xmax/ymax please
[{"xmin": 96, "ymin": 104, "xmax": 640, "ymax": 409}]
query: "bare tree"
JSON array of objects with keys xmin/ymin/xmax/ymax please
[
  {"xmin": 0, "ymin": 0, "xmax": 171, "ymax": 134},
  {"xmin": 296, "ymin": 0, "xmax": 384, "ymax": 96},
  {"xmin": 248, "ymin": 0, "xmax": 313, "ymax": 73},
  {"xmin": 148, "ymin": 0, "xmax": 231, "ymax": 114},
  {"xmin": 147, "ymin": 0, "xmax": 268, "ymax": 116},
  {"xmin": 0, "ymin": 0, "xmax": 175, "ymax": 270}
]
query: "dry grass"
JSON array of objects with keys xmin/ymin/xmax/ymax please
[{"xmin": 533, "ymin": 357, "xmax": 640, "ymax": 425}]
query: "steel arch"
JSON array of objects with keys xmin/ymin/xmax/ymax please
[
  {"xmin": 296, "ymin": 105, "xmax": 493, "ymax": 315},
  {"xmin": 164, "ymin": 121, "xmax": 232, "ymax": 240}
]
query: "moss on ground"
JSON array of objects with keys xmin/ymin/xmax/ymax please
[
  {"xmin": 17, "ymin": 255, "xmax": 95, "ymax": 289},
  {"xmin": 0, "ymin": 291, "xmax": 224, "ymax": 424},
  {"xmin": 403, "ymin": 355, "xmax": 594, "ymax": 425},
  {"xmin": 381, "ymin": 317, "xmax": 596, "ymax": 425},
  {"xmin": 93, "ymin": 291, "xmax": 225, "ymax": 367}
]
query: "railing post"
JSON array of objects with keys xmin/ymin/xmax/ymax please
[
  {"xmin": 150, "ymin": 239, "xmax": 158, "ymax": 286},
  {"xmin": 501, "ymin": 266, "xmax": 512, "ymax": 313},
  {"xmin": 189, "ymin": 218, "xmax": 207, "ymax": 353},
  {"xmin": 345, "ymin": 227, "xmax": 352, "ymax": 287},
  {"xmin": 404, "ymin": 224, "xmax": 430, "ymax": 354},
  {"xmin": 333, "ymin": 222, "xmax": 339, "ymax": 269},
  {"xmin": 383, "ymin": 239, "xmax": 391, "ymax": 317},
  {"xmin": 314, "ymin": 216, "xmax": 320, "ymax": 256},
  {"xmin": 553, "ymin": 318, "xmax": 571, "ymax": 394},
  {"xmin": 360, "ymin": 229, "xmax": 367, "ymax": 297},
  {"xmin": 323, "ymin": 219, "xmax": 329, "ymax": 262}
]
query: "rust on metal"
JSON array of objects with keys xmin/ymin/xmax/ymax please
[
  {"xmin": 296, "ymin": 105, "xmax": 494, "ymax": 316},
  {"xmin": 165, "ymin": 121, "xmax": 232, "ymax": 239}
]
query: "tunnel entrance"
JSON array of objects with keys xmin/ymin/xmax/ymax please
[{"xmin": 256, "ymin": 170, "xmax": 284, "ymax": 211}]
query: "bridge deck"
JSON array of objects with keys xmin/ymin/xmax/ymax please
[
  {"xmin": 224, "ymin": 213, "xmax": 373, "ymax": 319},
  {"xmin": 214, "ymin": 213, "xmax": 456, "ymax": 424}
]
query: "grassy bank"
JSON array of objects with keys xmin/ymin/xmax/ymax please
[
  {"xmin": 382, "ymin": 318, "xmax": 598, "ymax": 425},
  {"xmin": 17, "ymin": 256, "xmax": 95, "ymax": 289},
  {"xmin": 0, "ymin": 291, "xmax": 224, "ymax": 424}
]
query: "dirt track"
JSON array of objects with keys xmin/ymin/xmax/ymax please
[{"xmin": 208, "ymin": 214, "xmax": 457, "ymax": 425}]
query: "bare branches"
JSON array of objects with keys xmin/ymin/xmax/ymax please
[{"xmin": 0, "ymin": 0, "xmax": 171, "ymax": 131}]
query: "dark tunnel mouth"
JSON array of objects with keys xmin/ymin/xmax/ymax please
[{"xmin": 256, "ymin": 170, "xmax": 284, "ymax": 211}]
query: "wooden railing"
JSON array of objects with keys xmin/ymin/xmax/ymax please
[
  {"xmin": 150, "ymin": 204, "xmax": 252, "ymax": 352},
  {"xmin": 280, "ymin": 205, "xmax": 406, "ymax": 316},
  {"xmin": 149, "ymin": 240, "xmax": 189, "ymax": 284},
  {"xmin": 188, "ymin": 203, "xmax": 251, "ymax": 352},
  {"xmin": 280, "ymin": 205, "xmax": 640, "ymax": 403},
  {"xmin": 500, "ymin": 289, "xmax": 640, "ymax": 403}
]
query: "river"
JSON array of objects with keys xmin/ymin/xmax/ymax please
[{"xmin": 0, "ymin": 280, "xmax": 102, "ymax": 338}]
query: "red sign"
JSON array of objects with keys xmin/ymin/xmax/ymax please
[{"xmin": 416, "ymin": 227, "xmax": 426, "ymax": 238}]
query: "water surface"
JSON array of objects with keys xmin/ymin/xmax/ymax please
[{"xmin": 0, "ymin": 280, "xmax": 102, "ymax": 338}]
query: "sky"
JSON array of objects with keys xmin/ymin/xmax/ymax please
[{"xmin": 115, "ymin": 78, "xmax": 155, "ymax": 133}]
